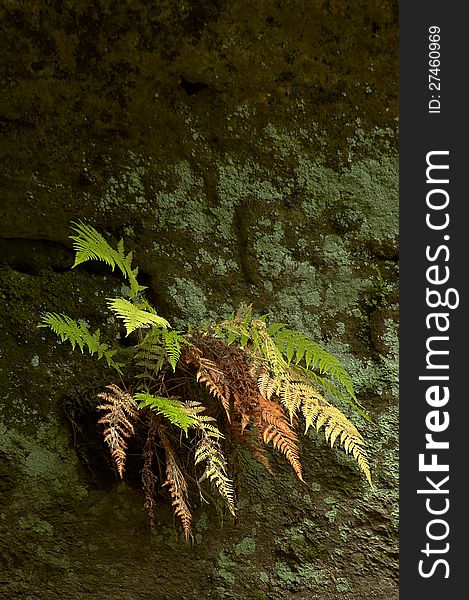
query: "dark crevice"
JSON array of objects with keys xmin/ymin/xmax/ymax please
[
  {"xmin": 232, "ymin": 204, "xmax": 261, "ymax": 288},
  {"xmin": 179, "ymin": 75, "xmax": 209, "ymax": 96},
  {"xmin": 0, "ymin": 238, "xmax": 74, "ymax": 274},
  {"xmin": 60, "ymin": 387, "xmax": 133, "ymax": 490},
  {"xmin": 0, "ymin": 237, "xmax": 157, "ymax": 291}
]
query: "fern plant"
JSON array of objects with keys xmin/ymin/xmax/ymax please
[{"xmin": 39, "ymin": 222, "xmax": 373, "ymax": 542}]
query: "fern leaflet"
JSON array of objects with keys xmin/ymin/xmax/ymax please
[
  {"xmin": 255, "ymin": 394, "xmax": 304, "ymax": 482},
  {"xmin": 194, "ymin": 432, "xmax": 235, "ymax": 516}
]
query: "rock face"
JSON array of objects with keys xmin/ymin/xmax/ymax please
[{"xmin": 0, "ymin": 2, "xmax": 398, "ymax": 599}]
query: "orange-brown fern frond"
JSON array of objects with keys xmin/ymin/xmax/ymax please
[
  {"xmin": 196, "ymin": 357, "xmax": 232, "ymax": 422},
  {"xmin": 255, "ymin": 395, "xmax": 304, "ymax": 482},
  {"xmin": 201, "ymin": 338, "xmax": 260, "ymax": 433},
  {"xmin": 159, "ymin": 429, "xmax": 193, "ymax": 542},
  {"xmin": 96, "ymin": 383, "xmax": 138, "ymax": 479},
  {"xmin": 250, "ymin": 445, "xmax": 274, "ymax": 476}
]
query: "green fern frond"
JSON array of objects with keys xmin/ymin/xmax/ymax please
[
  {"xmin": 70, "ymin": 222, "xmax": 146, "ymax": 298},
  {"xmin": 38, "ymin": 312, "xmax": 123, "ymax": 373},
  {"xmin": 134, "ymin": 348, "xmax": 166, "ymax": 380},
  {"xmin": 135, "ymin": 393, "xmax": 200, "ymax": 433},
  {"xmin": 135, "ymin": 328, "xmax": 166, "ymax": 380},
  {"xmin": 107, "ymin": 298, "xmax": 170, "ymax": 336},
  {"xmin": 162, "ymin": 329, "xmax": 187, "ymax": 372},
  {"xmin": 134, "ymin": 328, "xmax": 188, "ymax": 380},
  {"xmin": 271, "ymin": 327, "xmax": 353, "ymax": 384}
]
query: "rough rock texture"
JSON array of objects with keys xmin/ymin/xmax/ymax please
[{"xmin": 0, "ymin": 2, "xmax": 398, "ymax": 599}]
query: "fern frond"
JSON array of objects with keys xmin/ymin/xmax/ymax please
[
  {"xmin": 135, "ymin": 329, "xmax": 166, "ymax": 381},
  {"xmin": 159, "ymin": 430, "xmax": 193, "ymax": 542},
  {"xmin": 162, "ymin": 329, "xmax": 187, "ymax": 372},
  {"xmin": 70, "ymin": 222, "xmax": 118, "ymax": 270},
  {"xmin": 190, "ymin": 420, "xmax": 226, "ymax": 442},
  {"xmin": 96, "ymin": 384, "xmax": 138, "ymax": 478},
  {"xmin": 271, "ymin": 327, "xmax": 365, "ymax": 412},
  {"xmin": 194, "ymin": 429, "xmax": 235, "ymax": 515},
  {"xmin": 135, "ymin": 393, "xmax": 200, "ymax": 433},
  {"xmin": 183, "ymin": 400, "xmax": 221, "ymax": 431},
  {"xmin": 251, "ymin": 447, "xmax": 274, "ymax": 475},
  {"xmin": 290, "ymin": 363, "xmax": 365, "ymax": 414},
  {"xmin": 134, "ymin": 348, "xmax": 166, "ymax": 379},
  {"xmin": 257, "ymin": 370, "xmax": 280, "ymax": 400},
  {"xmin": 258, "ymin": 370, "xmax": 304, "ymax": 423},
  {"xmin": 107, "ymin": 298, "xmax": 170, "ymax": 336},
  {"xmin": 70, "ymin": 222, "xmax": 146, "ymax": 298},
  {"xmin": 195, "ymin": 358, "xmax": 232, "ymax": 422},
  {"xmin": 298, "ymin": 382, "xmax": 372, "ymax": 485},
  {"xmin": 38, "ymin": 312, "xmax": 123, "ymax": 373},
  {"xmin": 255, "ymin": 395, "xmax": 304, "ymax": 482}
]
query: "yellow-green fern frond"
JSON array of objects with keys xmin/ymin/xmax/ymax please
[
  {"xmin": 71, "ymin": 221, "xmax": 118, "ymax": 270},
  {"xmin": 135, "ymin": 393, "xmax": 200, "ymax": 433},
  {"xmin": 194, "ymin": 430, "xmax": 235, "ymax": 515},
  {"xmin": 162, "ymin": 329, "xmax": 187, "ymax": 371},
  {"xmin": 70, "ymin": 222, "xmax": 146, "ymax": 298},
  {"xmin": 298, "ymin": 382, "xmax": 372, "ymax": 485},
  {"xmin": 38, "ymin": 312, "xmax": 123, "ymax": 373},
  {"xmin": 107, "ymin": 298, "xmax": 170, "ymax": 336}
]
